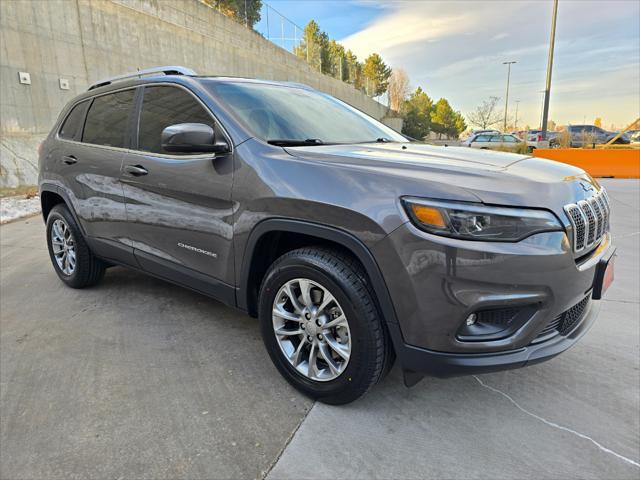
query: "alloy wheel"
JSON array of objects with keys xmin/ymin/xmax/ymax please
[
  {"xmin": 51, "ymin": 218, "xmax": 76, "ymax": 275},
  {"xmin": 272, "ymin": 278, "xmax": 351, "ymax": 382}
]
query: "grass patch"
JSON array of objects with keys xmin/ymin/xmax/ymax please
[
  {"xmin": 490, "ymin": 143, "xmax": 532, "ymax": 155},
  {"xmin": 0, "ymin": 186, "xmax": 38, "ymax": 198}
]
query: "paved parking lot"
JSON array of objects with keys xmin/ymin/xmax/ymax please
[{"xmin": 1, "ymin": 179, "xmax": 639, "ymax": 479}]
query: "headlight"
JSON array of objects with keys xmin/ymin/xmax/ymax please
[{"xmin": 402, "ymin": 197, "xmax": 562, "ymax": 241}]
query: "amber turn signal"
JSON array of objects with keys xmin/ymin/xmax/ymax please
[{"xmin": 410, "ymin": 205, "xmax": 447, "ymax": 228}]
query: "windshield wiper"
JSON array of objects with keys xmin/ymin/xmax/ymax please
[{"xmin": 267, "ymin": 138, "xmax": 324, "ymax": 147}]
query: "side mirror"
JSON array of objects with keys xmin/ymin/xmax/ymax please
[{"xmin": 161, "ymin": 123, "xmax": 230, "ymax": 154}]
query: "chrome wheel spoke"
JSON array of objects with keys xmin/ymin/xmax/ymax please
[
  {"xmin": 290, "ymin": 340, "xmax": 306, "ymax": 367},
  {"xmin": 325, "ymin": 335, "xmax": 350, "ymax": 361},
  {"xmin": 307, "ymin": 343, "xmax": 319, "ymax": 379},
  {"xmin": 273, "ymin": 305, "xmax": 302, "ymax": 322},
  {"xmin": 298, "ymin": 279, "xmax": 314, "ymax": 307},
  {"xmin": 274, "ymin": 326, "xmax": 304, "ymax": 336},
  {"xmin": 284, "ymin": 283, "xmax": 304, "ymax": 312},
  {"xmin": 323, "ymin": 314, "xmax": 347, "ymax": 329},
  {"xmin": 317, "ymin": 288, "xmax": 335, "ymax": 312},
  {"xmin": 318, "ymin": 342, "xmax": 340, "ymax": 375}
]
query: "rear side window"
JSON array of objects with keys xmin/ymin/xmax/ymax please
[
  {"xmin": 82, "ymin": 89, "xmax": 135, "ymax": 148},
  {"xmin": 138, "ymin": 86, "xmax": 215, "ymax": 154},
  {"xmin": 59, "ymin": 100, "xmax": 89, "ymax": 141}
]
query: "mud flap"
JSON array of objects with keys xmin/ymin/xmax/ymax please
[{"xmin": 403, "ymin": 370, "xmax": 425, "ymax": 388}]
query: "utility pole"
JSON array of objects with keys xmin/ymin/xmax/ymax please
[
  {"xmin": 514, "ymin": 100, "xmax": 520, "ymax": 131},
  {"xmin": 541, "ymin": 0, "xmax": 558, "ymax": 140},
  {"xmin": 502, "ymin": 61, "xmax": 516, "ymax": 132}
]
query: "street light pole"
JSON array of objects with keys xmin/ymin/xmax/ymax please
[
  {"xmin": 503, "ymin": 61, "xmax": 516, "ymax": 132},
  {"xmin": 514, "ymin": 100, "xmax": 520, "ymax": 131},
  {"xmin": 541, "ymin": 0, "xmax": 559, "ymax": 140}
]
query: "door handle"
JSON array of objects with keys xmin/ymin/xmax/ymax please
[
  {"xmin": 62, "ymin": 155, "xmax": 77, "ymax": 165},
  {"xmin": 124, "ymin": 165, "xmax": 149, "ymax": 176}
]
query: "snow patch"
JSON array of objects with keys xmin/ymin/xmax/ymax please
[{"xmin": 1, "ymin": 195, "xmax": 41, "ymax": 224}]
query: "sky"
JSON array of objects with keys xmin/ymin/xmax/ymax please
[{"xmin": 265, "ymin": 0, "xmax": 640, "ymax": 130}]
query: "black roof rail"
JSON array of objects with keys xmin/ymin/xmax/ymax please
[{"xmin": 88, "ymin": 66, "xmax": 197, "ymax": 91}]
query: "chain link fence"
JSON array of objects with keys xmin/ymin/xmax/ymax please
[
  {"xmin": 254, "ymin": 3, "xmax": 304, "ymax": 56},
  {"xmin": 202, "ymin": 1, "xmax": 386, "ymax": 103}
]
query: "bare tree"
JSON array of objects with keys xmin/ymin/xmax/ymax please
[
  {"xmin": 467, "ymin": 96, "xmax": 503, "ymax": 129},
  {"xmin": 387, "ymin": 69, "xmax": 410, "ymax": 114}
]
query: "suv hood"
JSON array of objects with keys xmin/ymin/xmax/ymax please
[
  {"xmin": 284, "ymin": 142, "xmax": 591, "ymax": 213},
  {"xmin": 286, "ymin": 142, "xmax": 522, "ymax": 169}
]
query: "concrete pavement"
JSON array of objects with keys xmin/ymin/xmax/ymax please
[
  {"xmin": 1, "ymin": 179, "xmax": 638, "ymax": 479},
  {"xmin": 0, "ymin": 218, "xmax": 312, "ymax": 479}
]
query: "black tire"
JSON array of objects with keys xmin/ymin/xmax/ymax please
[
  {"xmin": 46, "ymin": 204, "xmax": 105, "ymax": 288},
  {"xmin": 258, "ymin": 247, "xmax": 393, "ymax": 405}
]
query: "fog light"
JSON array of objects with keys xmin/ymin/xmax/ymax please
[{"xmin": 465, "ymin": 313, "xmax": 477, "ymax": 326}]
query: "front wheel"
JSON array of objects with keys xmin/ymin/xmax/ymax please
[{"xmin": 258, "ymin": 247, "xmax": 393, "ymax": 404}]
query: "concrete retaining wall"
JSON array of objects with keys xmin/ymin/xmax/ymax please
[{"xmin": 0, "ymin": 0, "xmax": 394, "ymax": 187}]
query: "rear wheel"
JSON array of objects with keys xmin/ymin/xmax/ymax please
[
  {"xmin": 46, "ymin": 204, "xmax": 105, "ymax": 288},
  {"xmin": 258, "ymin": 247, "xmax": 393, "ymax": 404}
]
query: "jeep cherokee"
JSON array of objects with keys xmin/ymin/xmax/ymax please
[{"xmin": 39, "ymin": 67, "xmax": 616, "ymax": 404}]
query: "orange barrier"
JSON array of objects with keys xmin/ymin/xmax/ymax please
[{"xmin": 533, "ymin": 148, "xmax": 640, "ymax": 178}]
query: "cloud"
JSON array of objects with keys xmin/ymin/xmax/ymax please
[{"xmin": 338, "ymin": 0, "xmax": 639, "ymax": 128}]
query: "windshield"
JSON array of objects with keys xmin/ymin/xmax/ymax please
[{"xmin": 204, "ymin": 80, "xmax": 406, "ymax": 145}]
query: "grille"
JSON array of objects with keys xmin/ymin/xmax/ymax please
[
  {"xmin": 476, "ymin": 307, "xmax": 521, "ymax": 326},
  {"xmin": 558, "ymin": 296, "xmax": 590, "ymax": 334},
  {"xmin": 536, "ymin": 296, "xmax": 590, "ymax": 341},
  {"xmin": 564, "ymin": 188, "xmax": 610, "ymax": 253}
]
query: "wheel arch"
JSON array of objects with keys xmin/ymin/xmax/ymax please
[
  {"xmin": 39, "ymin": 184, "xmax": 86, "ymax": 236},
  {"xmin": 238, "ymin": 219, "xmax": 399, "ymax": 329}
]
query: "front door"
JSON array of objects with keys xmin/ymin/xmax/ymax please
[{"xmin": 120, "ymin": 85, "xmax": 234, "ymax": 299}]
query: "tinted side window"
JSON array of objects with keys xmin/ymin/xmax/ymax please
[
  {"xmin": 138, "ymin": 86, "xmax": 215, "ymax": 154},
  {"xmin": 82, "ymin": 89, "xmax": 135, "ymax": 148},
  {"xmin": 59, "ymin": 100, "xmax": 89, "ymax": 141},
  {"xmin": 489, "ymin": 135, "xmax": 502, "ymax": 142},
  {"xmin": 475, "ymin": 135, "xmax": 489, "ymax": 142}
]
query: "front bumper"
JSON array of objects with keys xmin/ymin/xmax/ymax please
[
  {"xmin": 372, "ymin": 221, "xmax": 615, "ymax": 377},
  {"xmin": 388, "ymin": 298, "xmax": 600, "ymax": 378}
]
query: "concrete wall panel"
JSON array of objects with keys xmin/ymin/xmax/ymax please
[{"xmin": 1, "ymin": 0, "xmax": 393, "ymax": 186}]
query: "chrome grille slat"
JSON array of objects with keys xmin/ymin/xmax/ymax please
[
  {"xmin": 592, "ymin": 198, "xmax": 604, "ymax": 238},
  {"xmin": 564, "ymin": 187, "xmax": 610, "ymax": 253}
]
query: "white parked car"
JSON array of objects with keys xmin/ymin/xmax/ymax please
[
  {"xmin": 463, "ymin": 132, "xmax": 546, "ymax": 152},
  {"xmin": 462, "ymin": 133, "xmax": 522, "ymax": 150},
  {"xmin": 526, "ymin": 130, "xmax": 551, "ymax": 149}
]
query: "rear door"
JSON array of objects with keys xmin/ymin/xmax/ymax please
[
  {"xmin": 502, "ymin": 134, "xmax": 519, "ymax": 149},
  {"xmin": 120, "ymin": 84, "xmax": 234, "ymax": 298},
  {"xmin": 489, "ymin": 134, "xmax": 504, "ymax": 148},
  {"xmin": 54, "ymin": 89, "xmax": 136, "ymax": 265}
]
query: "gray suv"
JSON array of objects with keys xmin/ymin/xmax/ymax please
[
  {"xmin": 567, "ymin": 124, "xmax": 630, "ymax": 147},
  {"xmin": 39, "ymin": 67, "xmax": 616, "ymax": 404}
]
